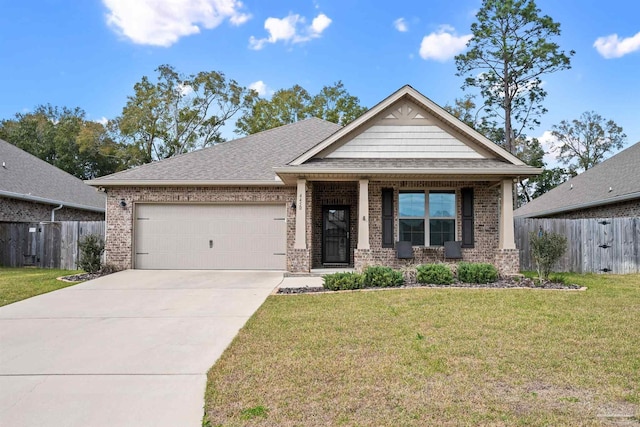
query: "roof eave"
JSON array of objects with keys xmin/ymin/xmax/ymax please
[
  {"xmin": 85, "ymin": 179, "xmax": 286, "ymax": 187},
  {"xmin": 274, "ymin": 166, "xmax": 541, "ymax": 185},
  {"xmin": 514, "ymin": 191, "xmax": 640, "ymax": 218},
  {"xmin": 274, "ymin": 166, "xmax": 542, "ymax": 176},
  {"xmin": 0, "ymin": 190, "xmax": 105, "ymax": 213}
]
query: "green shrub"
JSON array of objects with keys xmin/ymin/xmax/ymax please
[
  {"xmin": 362, "ymin": 266, "xmax": 404, "ymax": 288},
  {"xmin": 323, "ymin": 272, "xmax": 364, "ymax": 291},
  {"xmin": 78, "ymin": 234, "xmax": 105, "ymax": 273},
  {"xmin": 529, "ymin": 230, "xmax": 568, "ymax": 280},
  {"xmin": 457, "ymin": 262, "xmax": 499, "ymax": 283},
  {"xmin": 416, "ymin": 264, "xmax": 454, "ymax": 285}
]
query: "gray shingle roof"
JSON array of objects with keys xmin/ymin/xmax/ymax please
[
  {"xmin": 89, "ymin": 118, "xmax": 342, "ymax": 184},
  {"xmin": 514, "ymin": 141, "xmax": 640, "ymax": 218},
  {"xmin": 0, "ymin": 139, "xmax": 106, "ymax": 211}
]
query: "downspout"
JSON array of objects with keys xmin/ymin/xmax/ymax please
[{"xmin": 51, "ymin": 204, "xmax": 63, "ymax": 221}]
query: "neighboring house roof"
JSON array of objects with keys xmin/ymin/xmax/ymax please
[
  {"xmin": 87, "ymin": 85, "xmax": 541, "ymax": 188},
  {"xmin": 87, "ymin": 118, "xmax": 342, "ymax": 186},
  {"xmin": 514, "ymin": 141, "xmax": 640, "ymax": 218},
  {"xmin": 0, "ymin": 139, "xmax": 105, "ymax": 212}
]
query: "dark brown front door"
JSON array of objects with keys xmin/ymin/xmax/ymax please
[{"xmin": 322, "ymin": 206, "xmax": 350, "ymax": 264}]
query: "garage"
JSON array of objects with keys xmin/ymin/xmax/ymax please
[{"xmin": 134, "ymin": 204, "xmax": 286, "ymax": 270}]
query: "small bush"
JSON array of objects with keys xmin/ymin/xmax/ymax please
[
  {"xmin": 529, "ymin": 230, "xmax": 568, "ymax": 280},
  {"xmin": 400, "ymin": 264, "xmax": 417, "ymax": 284},
  {"xmin": 457, "ymin": 262, "xmax": 499, "ymax": 284},
  {"xmin": 323, "ymin": 272, "xmax": 364, "ymax": 291},
  {"xmin": 416, "ymin": 264, "xmax": 454, "ymax": 285},
  {"xmin": 99, "ymin": 263, "xmax": 120, "ymax": 275},
  {"xmin": 363, "ymin": 266, "xmax": 404, "ymax": 288},
  {"xmin": 78, "ymin": 234, "xmax": 105, "ymax": 273}
]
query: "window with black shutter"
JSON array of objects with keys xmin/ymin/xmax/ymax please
[
  {"xmin": 461, "ymin": 187, "xmax": 474, "ymax": 248},
  {"xmin": 382, "ymin": 189, "xmax": 394, "ymax": 248}
]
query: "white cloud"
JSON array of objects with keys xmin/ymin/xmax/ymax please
[
  {"xmin": 419, "ymin": 25, "xmax": 472, "ymax": 61},
  {"xmin": 593, "ymin": 31, "xmax": 640, "ymax": 58},
  {"xmin": 311, "ymin": 13, "xmax": 332, "ymax": 34},
  {"xmin": 103, "ymin": 0, "xmax": 251, "ymax": 47},
  {"xmin": 95, "ymin": 117, "xmax": 109, "ymax": 126},
  {"xmin": 178, "ymin": 83, "xmax": 194, "ymax": 96},
  {"xmin": 248, "ymin": 80, "xmax": 269, "ymax": 97},
  {"xmin": 537, "ymin": 130, "xmax": 560, "ymax": 167},
  {"xmin": 249, "ymin": 13, "xmax": 332, "ymax": 50},
  {"xmin": 394, "ymin": 17, "xmax": 408, "ymax": 32}
]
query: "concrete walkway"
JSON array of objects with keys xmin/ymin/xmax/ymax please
[{"xmin": 0, "ymin": 270, "xmax": 283, "ymax": 427}]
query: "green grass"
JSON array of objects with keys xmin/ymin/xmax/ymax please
[
  {"xmin": 205, "ymin": 273, "xmax": 640, "ymax": 426},
  {"xmin": 0, "ymin": 267, "xmax": 82, "ymax": 307}
]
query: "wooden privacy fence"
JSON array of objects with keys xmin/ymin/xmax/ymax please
[
  {"xmin": 515, "ymin": 217, "xmax": 640, "ymax": 274},
  {"xmin": 0, "ymin": 221, "xmax": 105, "ymax": 270}
]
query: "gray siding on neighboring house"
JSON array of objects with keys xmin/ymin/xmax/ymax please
[{"xmin": 0, "ymin": 196, "xmax": 104, "ymax": 222}]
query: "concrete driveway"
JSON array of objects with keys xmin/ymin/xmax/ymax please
[{"xmin": 0, "ymin": 270, "xmax": 283, "ymax": 427}]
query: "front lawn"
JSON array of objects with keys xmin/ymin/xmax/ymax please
[
  {"xmin": 0, "ymin": 267, "xmax": 82, "ymax": 307},
  {"xmin": 205, "ymin": 273, "xmax": 640, "ymax": 426}
]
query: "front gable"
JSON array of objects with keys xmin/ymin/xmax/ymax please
[
  {"xmin": 319, "ymin": 99, "xmax": 489, "ymax": 160},
  {"xmin": 290, "ymin": 85, "xmax": 525, "ymax": 166}
]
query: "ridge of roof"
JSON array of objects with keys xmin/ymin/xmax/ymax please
[{"xmin": 514, "ymin": 141, "xmax": 640, "ymax": 218}]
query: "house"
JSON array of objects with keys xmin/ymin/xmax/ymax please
[
  {"xmin": 0, "ymin": 139, "xmax": 105, "ymax": 222},
  {"xmin": 514, "ymin": 141, "xmax": 640, "ymax": 219},
  {"xmin": 86, "ymin": 86, "xmax": 540, "ymax": 275}
]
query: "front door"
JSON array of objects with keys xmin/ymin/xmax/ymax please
[{"xmin": 322, "ymin": 206, "xmax": 350, "ymax": 264}]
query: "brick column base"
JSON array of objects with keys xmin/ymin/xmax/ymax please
[
  {"xmin": 494, "ymin": 249, "xmax": 520, "ymax": 276},
  {"xmin": 354, "ymin": 249, "xmax": 373, "ymax": 272},
  {"xmin": 288, "ymin": 249, "xmax": 311, "ymax": 273}
]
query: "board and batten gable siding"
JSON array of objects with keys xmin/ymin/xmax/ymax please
[{"xmin": 324, "ymin": 101, "xmax": 486, "ymax": 160}]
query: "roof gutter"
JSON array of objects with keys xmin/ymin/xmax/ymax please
[
  {"xmin": 0, "ymin": 190, "xmax": 105, "ymax": 213},
  {"xmin": 514, "ymin": 191, "xmax": 640, "ymax": 218},
  {"xmin": 84, "ymin": 180, "xmax": 286, "ymax": 187},
  {"xmin": 274, "ymin": 166, "xmax": 542, "ymax": 176}
]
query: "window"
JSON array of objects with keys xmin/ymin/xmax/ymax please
[
  {"xmin": 399, "ymin": 192, "xmax": 425, "ymax": 245},
  {"xmin": 399, "ymin": 190, "xmax": 456, "ymax": 246},
  {"xmin": 429, "ymin": 191, "xmax": 456, "ymax": 246}
]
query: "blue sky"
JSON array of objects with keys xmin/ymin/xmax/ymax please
[{"xmin": 1, "ymin": 0, "xmax": 638, "ymax": 165}]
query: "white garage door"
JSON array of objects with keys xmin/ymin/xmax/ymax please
[{"xmin": 134, "ymin": 204, "xmax": 286, "ymax": 270}]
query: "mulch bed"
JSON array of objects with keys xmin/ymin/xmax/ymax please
[
  {"xmin": 277, "ymin": 277, "xmax": 582, "ymax": 294},
  {"xmin": 58, "ymin": 272, "xmax": 109, "ymax": 282}
]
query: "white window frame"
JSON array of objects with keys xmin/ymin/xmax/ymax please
[{"xmin": 398, "ymin": 189, "xmax": 457, "ymax": 247}]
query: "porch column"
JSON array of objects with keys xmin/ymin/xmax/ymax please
[
  {"xmin": 499, "ymin": 179, "xmax": 516, "ymax": 249},
  {"xmin": 294, "ymin": 179, "xmax": 307, "ymax": 249},
  {"xmin": 358, "ymin": 179, "xmax": 370, "ymax": 250}
]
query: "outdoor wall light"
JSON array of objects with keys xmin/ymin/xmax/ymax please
[
  {"xmin": 119, "ymin": 199, "xmax": 127, "ymax": 208},
  {"xmin": 291, "ymin": 201, "xmax": 296, "ymax": 210}
]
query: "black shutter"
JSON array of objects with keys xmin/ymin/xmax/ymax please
[
  {"xmin": 461, "ymin": 188, "xmax": 474, "ymax": 248},
  {"xmin": 382, "ymin": 188, "xmax": 394, "ymax": 248}
]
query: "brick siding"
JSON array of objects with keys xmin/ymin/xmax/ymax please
[
  {"xmin": 0, "ymin": 196, "xmax": 104, "ymax": 222},
  {"xmin": 104, "ymin": 180, "xmax": 516, "ymax": 274},
  {"xmin": 544, "ymin": 199, "xmax": 640, "ymax": 219}
]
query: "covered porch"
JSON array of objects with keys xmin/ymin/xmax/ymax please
[{"xmin": 287, "ymin": 175, "xmax": 519, "ymax": 275}]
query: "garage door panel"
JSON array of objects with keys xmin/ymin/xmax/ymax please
[{"xmin": 134, "ymin": 204, "xmax": 286, "ymax": 270}]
